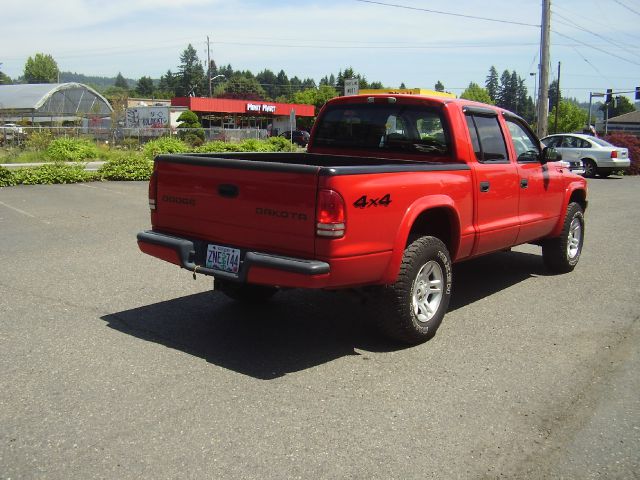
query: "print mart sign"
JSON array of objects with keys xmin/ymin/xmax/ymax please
[{"xmin": 246, "ymin": 103, "xmax": 277, "ymax": 114}]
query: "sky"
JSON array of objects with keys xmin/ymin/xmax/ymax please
[{"xmin": 1, "ymin": 0, "xmax": 639, "ymax": 103}]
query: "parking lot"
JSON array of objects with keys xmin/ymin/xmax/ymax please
[{"xmin": 1, "ymin": 177, "xmax": 639, "ymax": 479}]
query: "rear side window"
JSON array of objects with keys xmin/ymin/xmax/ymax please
[
  {"xmin": 465, "ymin": 114, "xmax": 509, "ymax": 163},
  {"xmin": 313, "ymin": 103, "xmax": 451, "ymax": 157}
]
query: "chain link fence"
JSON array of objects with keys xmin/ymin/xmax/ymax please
[{"xmin": 0, "ymin": 126, "xmax": 270, "ymax": 148}]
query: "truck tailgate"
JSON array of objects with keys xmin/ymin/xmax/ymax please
[{"xmin": 153, "ymin": 157, "xmax": 320, "ymax": 258}]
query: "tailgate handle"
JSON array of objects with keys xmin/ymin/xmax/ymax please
[{"xmin": 218, "ymin": 184, "xmax": 239, "ymax": 198}]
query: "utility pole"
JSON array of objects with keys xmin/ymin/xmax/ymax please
[
  {"xmin": 536, "ymin": 0, "xmax": 551, "ymax": 138},
  {"xmin": 553, "ymin": 61, "xmax": 561, "ymax": 134},
  {"xmin": 207, "ymin": 36, "xmax": 212, "ymax": 98}
]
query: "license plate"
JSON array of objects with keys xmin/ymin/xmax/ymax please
[{"xmin": 206, "ymin": 244, "xmax": 240, "ymax": 274}]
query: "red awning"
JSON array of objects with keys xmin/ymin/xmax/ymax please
[{"xmin": 172, "ymin": 97, "xmax": 315, "ymax": 117}]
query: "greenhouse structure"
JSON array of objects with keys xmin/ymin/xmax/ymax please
[{"xmin": 0, "ymin": 83, "xmax": 112, "ymax": 124}]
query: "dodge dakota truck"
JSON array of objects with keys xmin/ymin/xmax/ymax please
[{"xmin": 137, "ymin": 94, "xmax": 587, "ymax": 344}]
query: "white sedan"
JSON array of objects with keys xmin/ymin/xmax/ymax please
[{"xmin": 541, "ymin": 133, "xmax": 630, "ymax": 178}]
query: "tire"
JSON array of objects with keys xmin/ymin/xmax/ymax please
[
  {"xmin": 542, "ymin": 202, "xmax": 585, "ymax": 273},
  {"xmin": 583, "ymin": 159, "xmax": 597, "ymax": 178},
  {"xmin": 215, "ymin": 280, "xmax": 278, "ymax": 303},
  {"xmin": 374, "ymin": 236, "xmax": 452, "ymax": 344}
]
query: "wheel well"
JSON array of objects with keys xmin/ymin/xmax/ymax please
[
  {"xmin": 569, "ymin": 189, "xmax": 587, "ymax": 211},
  {"xmin": 407, "ymin": 208, "xmax": 457, "ymax": 255}
]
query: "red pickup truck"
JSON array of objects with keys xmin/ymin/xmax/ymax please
[{"xmin": 137, "ymin": 94, "xmax": 587, "ymax": 344}]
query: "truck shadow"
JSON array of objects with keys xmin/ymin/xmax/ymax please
[{"xmin": 101, "ymin": 250, "xmax": 548, "ymax": 379}]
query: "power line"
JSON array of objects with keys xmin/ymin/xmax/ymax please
[
  {"xmin": 613, "ymin": 0, "xmax": 640, "ymax": 16},
  {"xmin": 552, "ymin": 11, "xmax": 640, "ymax": 60},
  {"xmin": 551, "ymin": 30, "xmax": 640, "ymax": 66},
  {"xmin": 354, "ymin": 0, "xmax": 539, "ymax": 27}
]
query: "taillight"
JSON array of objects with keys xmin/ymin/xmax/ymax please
[
  {"xmin": 611, "ymin": 150, "xmax": 618, "ymax": 158},
  {"xmin": 148, "ymin": 170, "xmax": 157, "ymax": 211},
  {"xmin": 316, "ymin": 189, "xmax": 345, "ymax": 238}
]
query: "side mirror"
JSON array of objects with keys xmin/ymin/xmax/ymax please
[{"xmin": 541, "ymin": 146, "xmax": 562, "ymax": 164}]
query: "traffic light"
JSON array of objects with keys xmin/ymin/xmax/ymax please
[
  {"xmin": 605, "ymin": 88, "xmax": 613, "ymax": 104},
  {"xmin": 636, "ymin": 86, "xmax": 640, "ymax": 100}
]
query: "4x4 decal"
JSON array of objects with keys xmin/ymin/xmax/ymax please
[{"xmin": 353, "ymin": 194, "xmax": 392, "ymax": 209}]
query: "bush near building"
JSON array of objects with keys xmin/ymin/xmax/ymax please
[{"xmin": 604, "ymin": 133, "xmax": 639, "ymax": 175}]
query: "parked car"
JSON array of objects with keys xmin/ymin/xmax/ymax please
[
  {"xmin": 541, "ymin": 133, "xmax": 630, "ymax": 178},
  {"xmin": 280, "ymin": 130, "xmax": 310, "ymax": 147}
]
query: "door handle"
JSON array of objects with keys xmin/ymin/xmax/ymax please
[
  {"xmin": 479, "ymin": 181, "xmax": 490, "ymax": 192},
  {"xmin": 520, "ymin": 179, "xmax": 528, "ymax": 189}
]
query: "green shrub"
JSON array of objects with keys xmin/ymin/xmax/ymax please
[
  {"xmin": 196, "ymin": 141, "xmax": 242, "ymax": 153},
  {"xmin": 12, "ymin": 163, "xmax": 91, "ymax": 185},
  {"xmin": 0, "ymin": 166, "xmax": 16, "ymax": 187},
  {"xmin": 45, "ymin": 137, "xmax": 99, "ymax": 162},
  {"xmin": 121, "ymin": 137, "xmax": 140, "ymax": 150},
  {"xmin": 25, "ymin": 130, "xmax": 53, "ymax": 151},
  {"xmin": 143, "ymin": 137, "xmax": 188, "ymax": 159},
  {"xmin": 181, "ymin": 132, "xmax": 205, "ymax": 147},
  {"xmin": 99, "ymin": 153, "xmax": 153, "ymax": 181},
  {"xmin": 267, "ymin": 136, "xmax": 297, "ymax": 152}
]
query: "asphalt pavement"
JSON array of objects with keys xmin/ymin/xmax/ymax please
[{"xmin": 1, "ymin": 177, "xmax": 638, "ymax": 479}]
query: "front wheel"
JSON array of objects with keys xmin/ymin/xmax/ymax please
[
  {"xmin": 374, "ymin": 236, "xmax": 452, "ymax": 344},
  {"xmin": 542, "ymin": 202, "xmax": 585, "ymax": 273}
]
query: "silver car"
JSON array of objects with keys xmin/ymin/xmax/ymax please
[{"xmin": 541, "ymin": 133, "xmax": 630, "ymax": 178}]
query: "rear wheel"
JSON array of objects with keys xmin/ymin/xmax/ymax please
[
  {"xmin": 215, "ymin": 280, "xmax": 278, "ymax": 303},
  {"xmin": 374, "ymin": 236, "xmax": 452, "ymax": 344},
  {"xmin": 542, "ymin": 202, "xmax": 584, "ymax": 273},
  {"xmin": 583, "ymin": 159, "xmax": 597, "ymax": 178}
]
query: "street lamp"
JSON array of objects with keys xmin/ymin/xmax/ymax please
[{"xmin": 209, "ymin": 75, "xmax": 226, "ymax": 97}]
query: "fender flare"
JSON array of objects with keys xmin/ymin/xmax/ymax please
[
  {"xmin": 381, "ymin": 195, "xmax": 461, "ymax": 284},
  {"xmin": 549, "ymin": 182, "xmax": 588, "ymax": 238}
]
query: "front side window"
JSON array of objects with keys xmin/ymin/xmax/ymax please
[
  {"xmin": 313, "ymin": 103, "xmax": 451, "ymax": 157},
  {"xmin": 506, "ymin": 119, "xmax": 540, "ymax": 163},
  {"xmin": 465, "ymin": 114, "xmax": 509, "ymax": 163}
]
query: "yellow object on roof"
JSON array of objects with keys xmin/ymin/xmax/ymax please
[{"xmin": 358, "ymin": 88, "xmax": 456, "ymax": 98}]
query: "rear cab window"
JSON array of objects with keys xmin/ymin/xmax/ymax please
[{"xmin": 313, "ymin": 102, "xmax": 452, "ymax": 159}]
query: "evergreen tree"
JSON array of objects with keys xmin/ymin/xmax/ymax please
[
  {"xmin": 158, "ymin": 70, "xmax": 177, "ymax": 96},
  {"xmin": 176, "ymin": 44, "xmax": 206, "ymax": 97},
  {"xmin": 275, "ymin": 69, "xmax": 290, "ymax": 98},
  {"xmin": 485, "ymin": 66, "xmax": 499, "ymax": 102},
  {"xmin": 114, "ymin": 72, "xmax": 129, "ymax": 89},
  {"xmin": 0, "ymin": 70, "xmax": 11, "ymax": 85},
  {"xmin": 400, "ymin": 82, "xmax": 407, "ymax": 89},
  {"xmin": 435, "ymin": 80, "xmax": 445, "ymax": 92},
  {"xmin": 135, "ymin": 76, "xmax": 154, "ymax": 96},
  {"xmin": 256, "ymin": 69, "xmax": 278, "ymax": 99}
]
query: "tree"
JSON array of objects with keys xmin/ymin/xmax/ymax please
[
  {"xmin": 400, "ymin": 82, "xmax": 407, "ymax": 89},
  {"xmin": 256, "ymin": 69, "xmax": 278, "ymax": 99},
  {"xmin": 548, "ymin": 101, "xmax": 587, "ymax": 134},
  {"xmin": 0, "ymin": 70, "xmax": 11, "ymax": 85},
  {"xmin": 23, "ymin": 53, "xmax": 59, "ymax": 83},
  {"xmin": 485, "ymin": 66, "xmax": 499, "ymax": 102},
  {"xmin": 293, "ymin": 85, "xmax": 338, "ymax": 110},
  {"xmin": 176, "ymin": 44, "xmax": 206, "ymax": 97},
  {"xmin": 434, "ymin": 80, "xmax": 445, "ymax": 92},
  {"xmin": 460, "ymin": 82, "xmax": 494, "ymax": 104},
  {"xmin": 135, "ymin": 76, "xmax": 154, "ymax": 97},
  {"xmin": 215, "ymin": 75, "xmax": 266, "ymax": 100},
  {"xmin": 176, "ymin": 109, "xmax": 204, "ymax": 145},
  {"xmin": 157, "ymin": 70, "xmax": 178, "ymax": 96},
  {"xmin": 114, "ymin": 72, "xmax": 129, "ymax": 89}
]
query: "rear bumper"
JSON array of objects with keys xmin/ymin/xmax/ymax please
[
  {"xmin": 137, "ymin": 230, "xmax": 330, "ymax": 285},
  {"xmin": 595, "ymin": 158, "xmax": 630, "ymax": 169}
]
